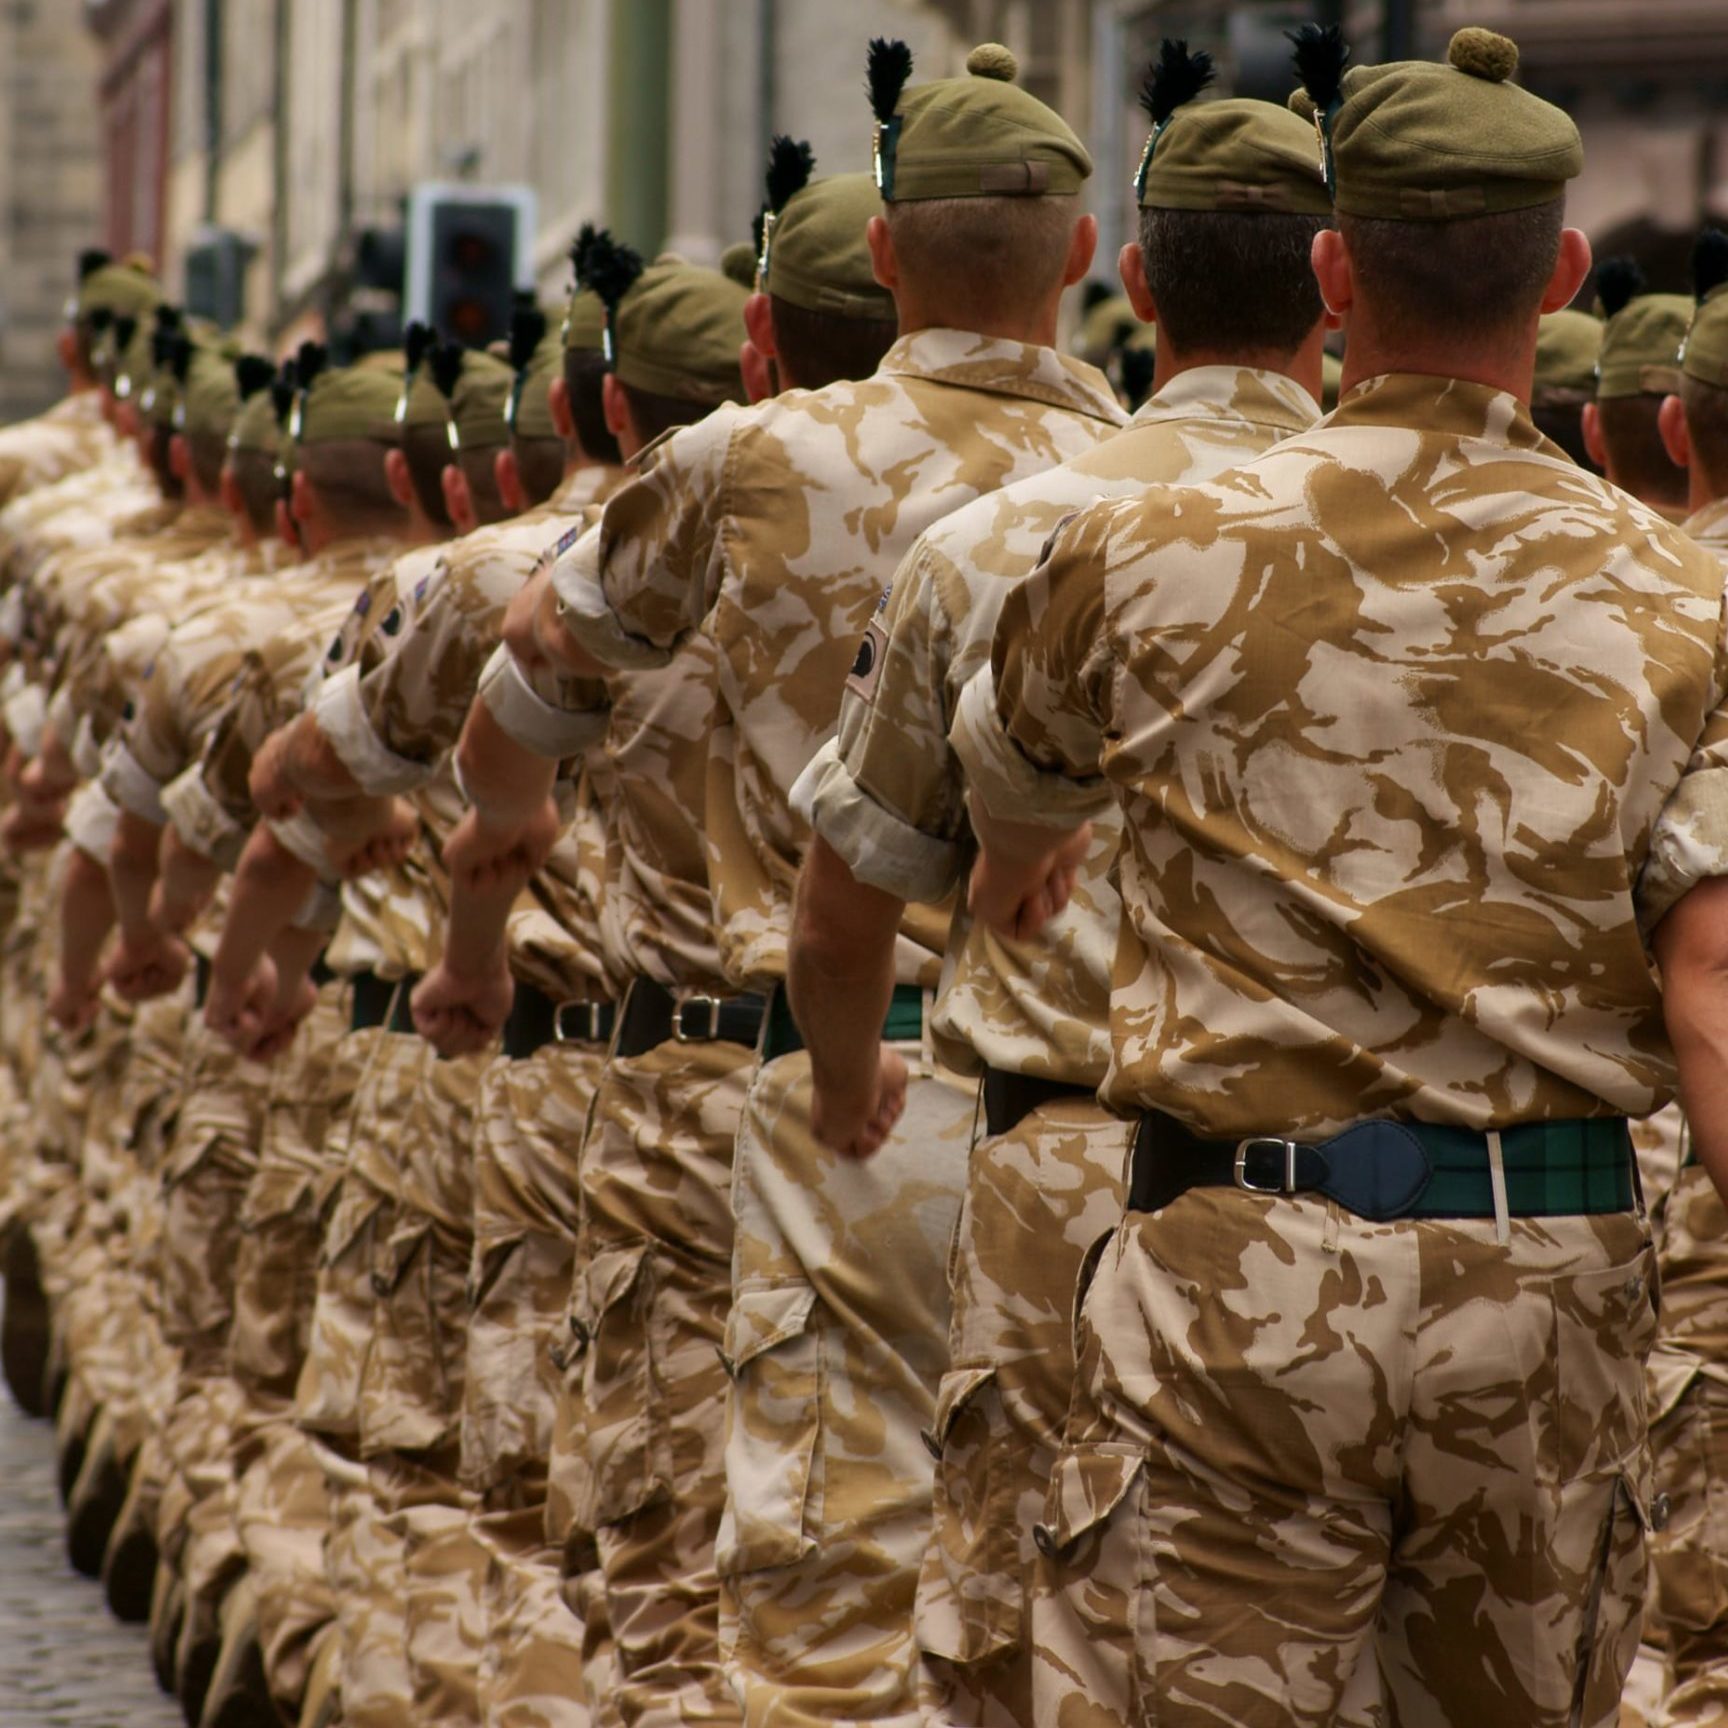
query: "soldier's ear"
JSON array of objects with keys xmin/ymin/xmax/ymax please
[
  {"xmin": 1118, "ymin": 241, "xmax": 1157, "ymax": 328},
  {"xmin": 547, "ymin": 376, "xmax": 577, "ymax": 444},
  {"xmin": 1540, "ymin": 229, "xmax": 1592, "ymax": 316},
  {"xmin": 168, "ymin": 434, "xmax": 192, "ymax": 483},
  {"xmin": 383, "ymin": 447, "xmax": 415, "ymax": 510},
  {"xmin": 601, "ymin": 372, "xmax": 637, "ymax": 457},
  {"xmin": 1311, "ymin": 228, "xmax": 1352, "ymax": 319},
  {"xmin": 290, "ymin": 468, "xmax": 314, "ymax": 525},
  {"xmin": 218, "ymin": 463, "xmax": 246, "ymax": 520},
  {"xmin": 1658, "ymin": 394, "xmax": 1692, "ymax": 471},
  {"xmin": 1061, "ymin": 214, "xmax": 1098, "ymax": 290},
  {"xmin": 743, "ymin": 293, "xmax": 778, "ymax": 360},
  {"xmin": 442, "ymin": 464, "xmax": 476, "ymax": 537},
  {"xmin": 1580, "ymin": 401, "xmax": 1609, "ymax": 472},
  {"xmin": 495, "ymin": 448, "xmax": 525, "ymax": 514},
  {"xmin": 867, "ymin": 215, "xmax": 898, "ymax": 296}
]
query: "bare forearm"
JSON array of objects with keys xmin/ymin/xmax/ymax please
[
  {"xmin": 109, "ymin": 810, "xmax": 164, "ymax": 939},
  {"xmin": 268, "ymin": 919, "xmax": 328, "ymax": 1005},
  {"xmin": 154, "ymin": 827, "xmax": 221, "ymax": 933},
  {"xmin": 284, "ymin": 713, "xmax": 363, "ymax": 804},
  {"xmin": 455, "ymin": 700, "xmax": 559, "ymax": 828},
  {"xmin": 59, "ymin": 848, "xmax": 114, "ymax": 994},
  {"xmin": 443, "ymin": 871, "xmax": 517, "ymax": 982},
  {"xmin": 213, "ymin": 826, "xmax": 318, "ymax": 989}
]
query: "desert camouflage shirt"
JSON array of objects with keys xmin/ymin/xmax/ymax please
[
  {"xmin": 804, "ymin": 366, "xmax": 1319, "ymax": 1084},
  {"xmin": 958, "ymin": 371, "xmax": 1728, "ymax": 1135},
  {"xmin": 161, "ymin": 534, "xmax": 402, "ymax": 873},
  {"xmin": 548, "ymin": 328, "xmax": 1126, "ymax": 991},
  {"xmin": 312, "ymin": 469, "xmax": 622, "ymax": 999},
  {"xmin": 0, "ymin": 392, "xmax": 114, "ymax": 509},
  {"xmin": 0, "ymin": 446, "xmax": 168, "ymax": 598}
]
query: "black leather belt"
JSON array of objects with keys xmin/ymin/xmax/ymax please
[
  {"xmin": 349, "ymin": 970, "xmax": 420, "ymax": 1036},
  {"xmin": 1129, "ymin": 1110, "xmax": 1635, "ymax": 1222},
  {"xmin": 503, "ymin": 984, "xmax": 616, "ymax": 1061},
  {"xmin": 981, "ymin": 1067, "xmax": 1097, "ymax": 1139},
  {"xmin": 613, "ymin": 977, "xmax": 766, "ymax": 1060}
]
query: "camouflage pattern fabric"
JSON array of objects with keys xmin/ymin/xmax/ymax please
[
  {"xmin": 916, "ymin": 1099, "xmax": 1128, "ymax": 1726},
  {"xmin": 0, "ymin": 390, "xmax": 115, "ymax": 508},
  {"xmin": 804, "ymin": 366, "xmax": 1320, "ymax": 1085},
  {"xmin": 547, "ymin": 328, "xmax": 1125, "ymax": 994},
  {"xmin": 1033, "ymin": 1198, "xmax": 1656, "ymax": 1727},
  {"xmin": 957, "ymin": 372, "xmax": 1728, "ymax": 1134},
  {"xmin": 722, "ymin": 1046, "xmax": 974, "ymax": 1728},
  {"xmin": 559, "ymin": 1031, "xmax": 755, "ymax": 1727}
]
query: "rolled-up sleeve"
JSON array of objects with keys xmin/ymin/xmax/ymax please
[{"xmin": 1640, "ymin": 698, "xmax": 1728, "ymax": 931}]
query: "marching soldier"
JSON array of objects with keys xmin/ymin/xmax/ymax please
[{"xmin": 958, "ymin": 26, "xmax": 1714, "ymax": 1725}]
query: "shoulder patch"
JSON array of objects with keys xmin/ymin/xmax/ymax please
[
  {"xmin": 846, "ymin": 617, "xmax": 889, "ymax": 705},
  {"xmin": 533, "ymin": 520, "xmax": 587, "ymax": 578}
]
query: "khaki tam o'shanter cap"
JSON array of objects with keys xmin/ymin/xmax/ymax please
[{"xmin": 1681, "ymin": 229, "xmax": 1728, "ymax": 390}]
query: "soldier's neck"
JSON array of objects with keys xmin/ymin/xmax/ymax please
[{"xmin": 1338, "ymin": 308, "xmax": 1538, "ymax": 405}]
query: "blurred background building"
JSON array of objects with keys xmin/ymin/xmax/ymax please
[{"xmin": 1, "ymin": 0, "xmax": 1725, "ymax": 413}]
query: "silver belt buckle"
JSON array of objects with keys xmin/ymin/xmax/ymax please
[
  {"xmin": 1234, "ymin": 1136, "xmax": 1299, "ymax": 1195},
  {"xmin": 554, "ymin": 1001, "xmax": 604, "ymax": 1044},
  {"xmin": 675, "ymin": 995, "xmax": 721, "ymax": 1042}
]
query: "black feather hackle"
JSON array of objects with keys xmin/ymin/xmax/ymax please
[
  {"xmin": 750, "ymin": 208, "xmax": 767, "ymax": 260},
  {"xmin": 403, "ymin": 321, "xmax": 436, "ymax": 372},
  {"xmin": 429, "ymin": 340, "xmax": 466, "ymax": 402},
  {"xmin": 78, "ymin": 248, "xmax": 111, "ymax": 282},
  {"xmin": 167, "ymin": 333, "xmax": 195, "ymax": 385},
  {"xmin": 269, "ymin": 361, "xmax": 298, "ymax": 425},
  {"xmin": 509, "ymin": 301, "xmax": 548, "ymax": 372},
  {"xmin": 1140, "ymin": 40, "xmax": 1215, "ymax": 127},
  {"xmin": 234, "ymin": 354, "xmax": 275, "ymax": 401},
  {"xmin": 765, "ymin": 136, "xmax": 816, "ymax": 216},
  {"xmin": 294, "ymin": 341, "xmax": 327, "ymax": 392},
  {"xmin": 866, "ymin": 38, "xmax": 913, "ymax": 124},
  {"xmin": 113, "ymin": 315, "xmax": 138, "ymax": 354},
  {"xmin": 1693, "ymin": 229, "xmax": 1728, "ymax": 303},
  {"xmin": 576, "ymin": 227, "xmax": 646, "ymax": 313},
  {"xmin": 1288, "ymin": 22, "xmax": 1349, "ymax": 112},
  {"xmin": 1596, "ymin": 256, "xmax": 1647, "ymax": 320}
]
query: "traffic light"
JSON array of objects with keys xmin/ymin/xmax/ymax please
[
  {"xmin": 405, "ymin": 184, "xmax": 538, "ymax": 349},
  {"xmin": 183, "ymin": 226, "xmax": 256, "ymax": 328}
]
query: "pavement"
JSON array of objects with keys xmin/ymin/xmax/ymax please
[{"xmin": 0, "ymin": 1374, "xmax": 182, "ymax": 1726}]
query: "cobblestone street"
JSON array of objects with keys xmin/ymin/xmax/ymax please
[{"xmin": 0, "ymin": 1379, "xmax": 182, "ymax": 1728}]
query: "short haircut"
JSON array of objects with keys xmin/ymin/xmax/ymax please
[
  {"xmin": 1531, "ymin": 387, "xmax": 1596, "ymax": 471},
  {"xmin": 1597, "ymin": 394, "xmax": 1689, "ymax": 509},
  {"xmin": 564, "ymin": 349, "xmax": 621, "ymax": 466},
  {"xmin": 621, "ymin": 382, "xmax": 732, "ymax": 446},
  {"xmin": 226, "ymin": 448, "xmax": 279, "ymax": 536},
  {"xmin": 1137, "ymin": 207, "xmax": 1328, "ymax": 356},
  {"xmin": 299, "ymin": 437, "xmax": 402, "ymax": 526},
  {"xmin": 456, "ymin": 447, "xmax": 512, "ymax": 525},
  {"xmin": 186, "ymin": 429, "xmax": 228, "ymax": 497},
  {"xmin": 884, "ymin": 194, "xmax": 1078, "ymax": 329},
  {"xmin": 400, "ymin": 422, "xmax": 456, "ymax": 527},
  {"xmin": 511, "ymin": 435, "xmax": 565, "ymax": 507},
  {"xmin": 1340, "ymin": 201, "xmax": 1565, "ymax": 351},
  {"xmin": 1681, "ymin": 374, "xmax": 1728, "ymax": 498},
  {"xmin": 768, "ymin": 296, "xmax": 897, "ymax": 391}
]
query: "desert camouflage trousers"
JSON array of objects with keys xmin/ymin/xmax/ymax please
[
  {"xmin": 558, "ymin": 1030, "xmax": 753, "ymax": 1728},
  {"xmin": 722, "ymin": 1045, "xmax": 973, "ymax": 1728},
  {"xmin": 1644, "ymin": 1157, "xmax": 1728, "ymax": 1727},
  {"xmin": 1033, "ymin": 1192, "xmax": 1658, "ymax": 1728},
  {"xmin": 918, "ymin": 1097, "xmax": 1128, "ymax": 1728}
]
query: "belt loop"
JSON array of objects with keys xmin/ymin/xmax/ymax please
[
  {"xmin": 920, "ymin": 986, "xmax": 936, "ymax": 1077},
  {"xmin": 1486, "ymin": 1129, "xmax": 1510, "ymax": 1246}
]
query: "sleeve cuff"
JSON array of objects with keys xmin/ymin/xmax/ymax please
[
  {"xmin": 293, "ymin": 879, "xmax": 345, "ymax": 934},
  {"xmin": 951, "ymin": 665, "xmax": 1113, "ymax": 828},
  {"xmin": 268, "ymin": 809, "xmax": 335, "ymax": 874},
  {"xmin": 479, "ymin": 644, "xmax": 609, "ymax": 759},
  {"xmin": 313, "ymin": 664, "xmax": 431, "ymax": 796},
  {"xmin": 549, "ymin": 530, "xmax": 673, "ymax": 671},
  {"xmin": 45, "ymin": 684, "xmax": 76, "ymax": 750},
  {"xmin": 795, "ymin": 739, "xmax": 963, "ymax": 904},
  {"xmin": 64, "ymin": 781, "xmax": 121, "ymax": 862},
  {"xmin": 99, "ymin": 741, "xmax": 168, "ymax": 825},
  {"xmin": 159, "ymin": 765, "xmax": 246, "ymax": 871},
  {"xmin": 3, "ymin": 684, "xmax": 46, "ymax": 757},
  {"xmin": 1638, "ymin": 764, "xmax": 1728, "ymax": 933}
]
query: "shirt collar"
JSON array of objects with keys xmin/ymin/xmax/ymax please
[
  {"xmin": 877, "ymin": 328, "xmax": 1126, "ymax": 427},
  {"xmin": 1133, "ymin": 365, "xmax": 1320, "ymax": 436},
  {"xmin": 1683, "ymin": 495, "xmax": 1728, "ymax": 549},
  {"xmin": 1326, "ymin": 372, "xmax": 1554, "ymax": 454}
]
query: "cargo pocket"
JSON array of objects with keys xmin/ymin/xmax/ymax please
[
  {"xmin": 1648, "ymin": 1366, "xmax": 1728, "ymax": 1639},
  {"xmin": 364, "ymin": 1220, "xmax": 455, "ymax": 1452},
  {"xmin": 715, "ymin": 1282, "xmax": 821, "ymax": 1576},
  {"xmin": 565, "ymin": 1243, "xmax": 671, "ymax": 1534},
  {"xmin": 462, "ymin": 1233, "xmax": 535, "ymax": 1490},
  {"xmin": 1032, "ymin": 1443, "xmax": 1153, "ymax": 1719},
  {"xmin": 1573, "ymin": 1451, "xmax": 1655, "ymax": 1727},
  {"xmin": 232, "ymin": 1167, "xmax": 320, "ymax": 1396},
  {"xmin": 916, "ymin": 1363, "xmax": 1019, "ymax": 1664}
]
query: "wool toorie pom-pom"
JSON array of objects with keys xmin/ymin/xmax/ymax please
[
  {"xmin": 1448, "ymin": 27, "xmax": 1519, "ymax": 83},
  {"xmin": 966, "ymin": 42, "xmax": 1019, "ymax": 83}
]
